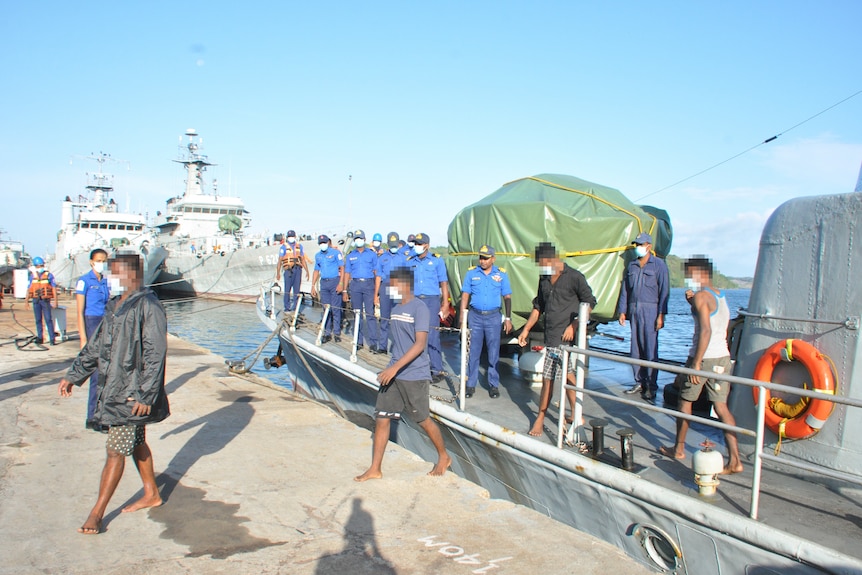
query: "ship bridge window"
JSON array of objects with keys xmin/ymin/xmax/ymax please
[
  {"xmin": 193, "ymin": 207, "xmax": 202, "ymax": 213},
  {"xmin": 219, "ymin": 208, "xmax": 228, "ymax": 214},
  {"xmin": 135, "ymin": 225, "xmax": 142, "ymax": 231},
  {"xmin": 108, "ymin": 224, "xmax": 117, "ymax": 230},
  {"xmin": 99, "ymin": 223, "xmax": 108, "ymax": 229}
]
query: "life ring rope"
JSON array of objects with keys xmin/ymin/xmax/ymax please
[{"xmin": 752, "ymin": 339, "xmax": 838, "ymax": 452}]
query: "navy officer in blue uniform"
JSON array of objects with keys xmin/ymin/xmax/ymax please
[
  {"xmin": 459, "ymin": 245, "xmax": 512, "ymax": 398},
  {"xmin": 75, "ymin": 248, "xmax": 111, "ymax": 428},
  {"xmin": 343, "ymin": 229, "xmax": 379, "ymax": 351},
  {"xmin": 374, "ymin": 231, "xmax": 408, "ymax": 354},
  {"xmin": 617, "ymin": 232, "xmax": 669, "ymax": 403},
  {"xmin": 408, "ymin": 233, "xmax": 449, "ymax": 382},
  {"xmin": 311, "ymin": 234, "xmax": 345, "ymax": 343}
]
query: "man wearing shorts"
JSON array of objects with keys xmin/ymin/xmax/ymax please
[
  {"xmin": 354, "ymin": 266, "xmax": 451, "ymax": 481},
  {"xmin": 517, "ymin": 243, "xmax": 596, "ymax": 437},
  {"xmin": 59, "ymin": 252, "xmax": 170, "ymax": 534},
  {"xmin": 659, "ymin": 256, "xmax": 742, "ymax": 474}
]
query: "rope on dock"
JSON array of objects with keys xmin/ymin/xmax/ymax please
[
  {"xmin": 225, "ymin": 321, "xmax": 282, "ymax": 374},
  {"xmin": 8, "ymin": 303, "xmax": 49, "ymax": 352}
]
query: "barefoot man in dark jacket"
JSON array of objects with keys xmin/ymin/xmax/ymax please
[{"xmin": 58, "ymin": 252, "xmax": 169, "ymax": 534}]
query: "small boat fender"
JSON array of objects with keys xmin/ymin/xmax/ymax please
[{"xmin": 752, "ymin": 339, "xmax": 836, "ymax": 450}]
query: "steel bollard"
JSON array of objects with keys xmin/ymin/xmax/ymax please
[
  {"xmin": 590, "ymin": 419, "xmax": 607, "ymax": 457},
  {"xmin": 616, "ymin": 427, "xmax": 636, "ymax": 471}
]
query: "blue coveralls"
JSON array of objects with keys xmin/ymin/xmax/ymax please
[
  {"xmin": 279, "ymin": 242, "xmax": 305, "ymax": 311},
  {"xmin": 409, "ymin": 252, "xmax": 448, "ymax": 375},
  {"xmin": 75, "ymin": 269, "xmax": 110, "ymax": 421},
  {"xmin": 315, "ymin": 249, "xmax": 344, "ymax": 336},
  {"xmin": 345, "ymin": 247, "xmax": 379, "ymax": 348},
  {"xmin": 616, "ymin": 255, "xmax": 669, "ymax": 393},
  {"xmin": 29, "ymin": 271, "xmax": 56, "ymax": 343},
  {"xmin": 462, "ymin": 265, "xmax": 512, "ymax": 390},
  {"xmin": 375, "ymin": 249, "xmax": 408, "ymax": 352}
]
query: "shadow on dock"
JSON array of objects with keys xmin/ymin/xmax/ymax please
[{"xmin": 314, "ymin": 498, "xmax": 397, "ymax": 575}]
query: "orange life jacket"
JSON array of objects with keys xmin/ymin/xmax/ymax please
[{"xmin": 27, "ymin": 271, "xmax": 56, "ymax": 300}]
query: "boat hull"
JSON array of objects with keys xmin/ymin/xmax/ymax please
[
  {"xmin": 274, "ymin": 323, "xmax": 859, "ymax": 575},
  {"xmin": 155, "ymin": 242, "xmax": 314, "ymax": 300}
]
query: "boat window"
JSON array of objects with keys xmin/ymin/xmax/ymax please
[
  {"xmin": 108, "ymin": 224, "xmax": 116, "ymax": 230},
  {"xmin": 99, "ymin": 224, "xmax": 108, "ymax": 229},
  {"xmin": 193, "ymin": 207, "xmax": 202, "ymax": 213},
  {"xmin": 220, "ymin": 208, "xmax": 228, "ymax": 214}
]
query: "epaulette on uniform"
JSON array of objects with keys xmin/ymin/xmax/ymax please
[
  {"xmin": 499, "ymin": 267, "xmax": 506, "ymax": 273},
  {"xmin": 468, "ymin": 265, "xmax": 477, "ymax": 271},
  {"xmin": 433, "ymin": 253, "xmax": 441, "ymax": 258}
]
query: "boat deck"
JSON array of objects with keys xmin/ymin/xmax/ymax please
[{"xmin": 281, "ymin": 308, "xmax": 862, "ymax": 561}]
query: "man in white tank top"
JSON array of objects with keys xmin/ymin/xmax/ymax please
[{"xmin": 659, "ymin": 256, "xmax": 743, "ymax": 474}]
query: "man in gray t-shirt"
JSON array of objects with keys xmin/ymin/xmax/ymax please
[{"xmin": 355, "ymin": 266, "xmax": 451, "ymax": 481}]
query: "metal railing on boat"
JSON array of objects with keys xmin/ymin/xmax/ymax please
[{"xmin": 547, "ymin": 303, "xmax": 862, "ymax": 520}]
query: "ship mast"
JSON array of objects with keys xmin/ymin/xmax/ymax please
[{"xmin": 174, "ymin": 129, "xmax": 216, "ymax": 198}]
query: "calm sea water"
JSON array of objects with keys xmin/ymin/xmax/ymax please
[
  {"xmin": 594, "ymin": 287, "xmax": 751, "ymax": 362},
  {"xmin": 163, "ymin": 299, "xmax": 295, "ymax": 390},
  {"xmin": 163, "ymin": 287, "xmax": 751, "ymax": 389}
]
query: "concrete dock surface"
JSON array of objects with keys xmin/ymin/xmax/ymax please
[{"xmin": 0, "ymin": 300, "xmax": 650, "ymax": 575}]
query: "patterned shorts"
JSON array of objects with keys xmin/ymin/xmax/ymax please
[
  {"xmin": 106, "ymin": 425, "xmax": 146, "ymax": 456},
  {"xmin": 542, "ymin": 347, "xmax": 576, "ymax": 381}
]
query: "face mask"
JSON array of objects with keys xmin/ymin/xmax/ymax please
[
  {"xmin": 407, "ymin": 242, "xmax": 415, "ymax": 248},
  {"xmin": 36, "ymin": 268, "xmax": 45, "ymax": 274},
  {"xmin": 684, "ymin": 278, "xmax": 701, "ymax": 291},
  {"xmin": 108, "ymin": 276, "xmax": 126, "ymax": 295},
  {"xmin": 92, "ymin": 261, "xmax": 107, "ymax": 274},
  {"xmin": 372, "ymin": 241, "xmax": 381, "ymax": 249},
  {"xmin": 413, "ymin": 244, "xmax": 426, "ymax": 255},
  {"xmin": 389, "ymin": 246, "xmax": 399, "ymax": 254},
  {"xmin": 539, "ymin": 265, "xmax": 554, "ymax": 276},
  {"xmin": 287, "ymin": 236, "xmax": 296, "ymax": 244},
  {"xmin": 385, "ymin": 286, "xmax": 403, "ymax": 302},
  {"xmin": 354, "ymin": 239, "xmax": 366, "ymax": 248},
  {"xmin": 319, "ymin": 243, "xmax": 328, "ymax": 252},
  {"xmin": 634, "ymin": 245, "xmax": 648, "ymax": 258}
]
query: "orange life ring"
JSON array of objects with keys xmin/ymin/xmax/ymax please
[{"xmin": 752, "ymin": 339, "xmax": 835, "ymax": 440}]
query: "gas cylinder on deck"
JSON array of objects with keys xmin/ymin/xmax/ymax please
[{"xmin": 692, "ymin": 440, "xmax": 724, "ymax": 496}]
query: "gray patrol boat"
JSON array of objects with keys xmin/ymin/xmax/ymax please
[{"xmin": 254, "ymin": 167, "xmax": 862, "ymax": 574}]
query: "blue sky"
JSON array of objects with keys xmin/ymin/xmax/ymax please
[{"xmin": 2, "ymin": 1, "xmax": 860, "ymax": 277}]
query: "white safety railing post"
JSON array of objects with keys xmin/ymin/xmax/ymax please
[
  {"xmin": 459, "ymin": 310, "xmax": 469, "ymax": 411},
  {"xmin": 350, "ymin": 308, "xmax": 361, "ymax": 362},
  {"xmin": 566, "ymin": 302, "xmax": 590, "ymax": 446},
  {"xmin": 316, "ymin": 304, "xmax": 330, "ymax": 345},
  {"xmin": 270, "ymin": 287, "xmax": 277, "ymax": 320},
  {"xmin": 291, "ymin": 295, "xmax": 302, "ymax": 332},
  {"xmin": 750, "ymin": 384, "xmax": 767, "ymax": 519},
  {"xmin": 557, "ymin": 348, "xmax": 570, "ymax": 449}
]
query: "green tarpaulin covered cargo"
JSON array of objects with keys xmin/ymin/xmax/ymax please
[
  {"xmin": 218, "ymin": 214, "xmax": 243, "ymax": 233},
  {"xmin": 445, "ymin": 174, "xmax": 672, "ymax": 326}
]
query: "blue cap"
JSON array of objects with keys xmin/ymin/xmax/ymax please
[
  {"xmin": 633, "ymin": 232, "xmax": 652, "ymax": 245},
  {"xmin": 33, "ymin": 256, "xmax": 45, "ymax": 266},
  {"xmin": 478, "ymin": 245, "xmax": 495, "ymax": 257},
  {"xmin": 317, "ymin": 234, "xmax": 330, "ymax": 244},
  {"xmin": 286, "ymin": 229, "xmax": 296, "ymax": 237},
  {"xmin": 414, "ymin": 233, "xmax": 429, "ymax": 245},
  {"xmin": 354, "ymin": 229, "xmax": 366, "ymax": 240},
  {"xmin": 387, "ymin": 231, "xmax": 400, "ymax": 244},
  {"xmin": 372, "ymin": 233, "xmax": 383, "ymax": 242}
]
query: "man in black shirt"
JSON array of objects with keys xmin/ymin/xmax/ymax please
[{"xmin": 518, "ymin": 243, "xmax": 596, "ymax": 437}]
